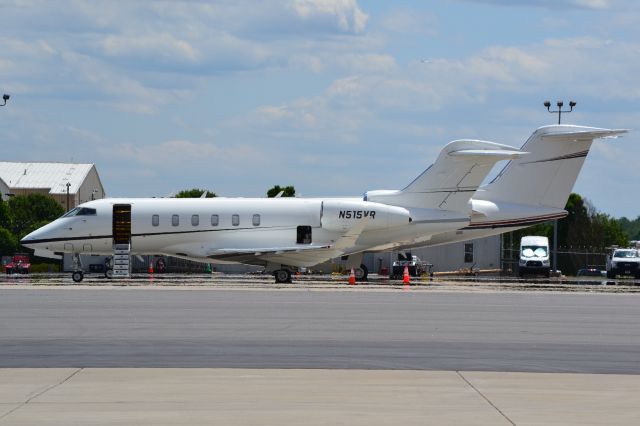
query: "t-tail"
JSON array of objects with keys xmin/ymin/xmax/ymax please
[{"xmin": 474, "ymin": 125, "xmax": 628, "ymax": 210}]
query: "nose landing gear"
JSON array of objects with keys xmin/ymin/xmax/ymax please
[{"xmin": 71, "ymin": 253, "xmax": 84, "ymax": 283}]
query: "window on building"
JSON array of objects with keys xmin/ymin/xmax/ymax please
[
  {"xmin": 464, "ymin": 243, "xmax": 474, "ymax": 263},
  {"xmin": 232, "ymin": 214, "xmax": 240, "ymax": 226},
  {"xmin": 211, "ymin": 214, "xmax": 219, "ymax": 226},
  {"xmin": 152, "ymin": 215, "xmax": 159, "ymax": 227},
  {"xmin": 172, "ymin": 214, "xmax": 179, "ymax": 227},
  {"xmin": 297, "ymin": 226, "xmax": 312, "ymax": 244},
  {"xmin": 191, "ymin": 215, "xmax": 199, "ymax": 226},
  {"xmin": 252, "ymin": 214, "xmax": 260, "ymax": 226}
]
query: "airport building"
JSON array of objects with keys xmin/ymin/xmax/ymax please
[
  {"xmin": 363, "ymin": 236, "xmax": 501, "ymax": 274},
  {"xmin": 0, "ymin": 162, "xmax": 105, "ymax": 210}
]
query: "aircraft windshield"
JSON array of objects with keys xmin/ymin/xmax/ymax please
[
  {"xmin": 522, "ymin": 246, "xmax": 547, "ymax": 258},
  {"xmin": 614, "ymin": 250, "xmax": 638, "ymax": 258},
  {"xmin": 61, "ymin": 207, "xmax": 97, "ymax": 218}
]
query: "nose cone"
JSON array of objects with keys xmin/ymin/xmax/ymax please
[{"xmin": 20, "ymin": 221, "xmax": 59, "ymax": 248}]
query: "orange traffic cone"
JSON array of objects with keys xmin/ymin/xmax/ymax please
[
  {"xmin": 348, "ymin": 267, "xmax": 356, "ymax": 285},
  {"xmin": 403, "ymin": 265, "xmax": 410, "ymax": 285},
  {"xmin": 149, "ymin": 261, "xmax": 154, "ymax": 274}
]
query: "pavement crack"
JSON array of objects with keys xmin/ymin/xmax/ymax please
[
  {"xmin": 457, "ymin": 371, "xmax": 516, "ymax": 426},
  {"xmin": 0, "ymin": 368, "xmax": 84, "ymax": 423}
]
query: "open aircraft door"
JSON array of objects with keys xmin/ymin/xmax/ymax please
[{"xmin": 111, "ymin": 204, "xmax": 132, "ymax": 278}]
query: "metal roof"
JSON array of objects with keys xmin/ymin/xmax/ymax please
[{"xmin": 0, "ymin": 162, "xmax": 95, "ymax": 195}]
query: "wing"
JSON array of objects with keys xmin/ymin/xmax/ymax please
[{"xmin": 207, "ymin": 218, "xmax": 370, "ymax": 268}]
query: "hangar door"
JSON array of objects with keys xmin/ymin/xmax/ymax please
[{"xmin": 112, "ymin": 204, "xmax": 132, "ymax": 245}]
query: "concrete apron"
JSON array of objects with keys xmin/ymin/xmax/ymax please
[{"xmin": 1, "ymin": 369, "xmax": 639, "ymax": 426}]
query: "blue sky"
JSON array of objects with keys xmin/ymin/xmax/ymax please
[{"xmin": 1, "ymin": 0, "xmax": 638, "ymax": 218}]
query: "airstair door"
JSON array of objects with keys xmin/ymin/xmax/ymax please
[
  {"xmin": 112, "ymin": 204, "xmax": 132, "ymax": 278},
  {"xmin": 112, "ymin": 204, "xmax": 131, "ymax": 245}
]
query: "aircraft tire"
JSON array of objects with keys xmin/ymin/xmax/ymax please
[
  {"xmin": 274, "ymin": 269, "xmax": 292, "ymax": 283},
  {"xmin": 105, "ymin": 269, "xmax": 113, "ymax": 279},
  {"xmin": 72, "ymin": 271, "xmax": 84, "ymax": 283},
  {"xmin": 355, "ymin": 264, "xmax": 368, "ymax": 281}
]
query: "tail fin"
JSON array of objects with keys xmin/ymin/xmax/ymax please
[
  {"xmin": 366, "ymin": 139, "xmax": 524, "ymax": 211},
  {"xmin": 476, "ymin": 125, "xmax": 628, "ymax": 208}
]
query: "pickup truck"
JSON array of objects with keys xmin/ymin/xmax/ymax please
[
  {"xmin": 4, "ymin": 253, "xmax": 31, "ymax": 274},
  {"xmin": 606, "ymin": 248, "xmax": 640, "ymax": 279}
]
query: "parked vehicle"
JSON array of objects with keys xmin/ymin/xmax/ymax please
[
  {"xmin": 606, "ymin": 248, "xmax": 640, "ymax": 279},
  {"xmin": 390, "ymin": 252, "xmax": 431, "ymax": 279},
  {"xmin": 4, "ymin": 253, "xmax": 31, "ymax": 274},
  {"xmin": 518, "ymin": 236, "xmax": 550, "ymax": 277}
]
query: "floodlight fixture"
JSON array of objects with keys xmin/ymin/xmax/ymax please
[
  {"xmin": 1, "ymin": 94, "xmax": 9, "ymax": 106},
  {"xmin": 544, "ymin": 99, "xmax": 576, "ymax": 124}
]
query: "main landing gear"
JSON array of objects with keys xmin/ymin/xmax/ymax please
[{"xmin": 274, "ymin": 269, "xmax": 292, "ymax": 283}]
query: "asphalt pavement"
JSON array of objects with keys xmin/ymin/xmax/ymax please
[{"xmin": 1, "ymin": 287, "xmax": 639, "ymax": 373}]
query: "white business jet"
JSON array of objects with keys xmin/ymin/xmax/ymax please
[{"xmin": 21, "ymin": 125, "xmax": 626, "ymax": 283}]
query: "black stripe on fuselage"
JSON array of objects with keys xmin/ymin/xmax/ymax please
[{"xmin": 22, "ymin": 226, "xmax": 290, "ymax": 245}]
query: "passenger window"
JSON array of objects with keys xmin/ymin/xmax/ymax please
[
  {"xmin": 211, "ymin": 214, "xmax": 219, "ymax": 226},
  {"xmin": 191, "ymin": 215, "xmax": 199, "ymax": 226},
  {"xmin": 297, "ymin": 226, "xmax": 312, "ymax": 244},
  {"xmin": 252, "ymin": 214, "xmax": 260, "ymax": 226},
  {"xmin": 152, "ymin": 215, "xmax": 159, "ymax": 227},
  {"xmin": 172, "ymin": 215, "xmax": 179, "ymax": 226},
  {"xmin": 232, "ymin": 214, "xmax": 240, "ymax": 226}
]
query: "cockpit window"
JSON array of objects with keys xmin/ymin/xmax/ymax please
[{"xmin": 61, "ymin": 207, "xmax": 97, "ymax": 218}]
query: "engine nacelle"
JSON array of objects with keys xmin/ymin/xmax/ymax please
[{"xmin": 321, "ymin": 200, "xmax": 410, "ymax": 232}]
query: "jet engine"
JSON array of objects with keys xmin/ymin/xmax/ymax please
[{"xmin": 321, "ymin": 200, "xmax": 410, "ymax": 232}]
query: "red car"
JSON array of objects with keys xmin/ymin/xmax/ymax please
[{"xmin": 5, "ymin": 254, "xmax": 31, "ymax": 274}]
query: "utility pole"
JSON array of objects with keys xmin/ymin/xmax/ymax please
[
  {"xmin": 66, "ymin": 182, "xmax": 71, "ymax": 211},
  {"xmin": 544, "ymin": 100, "xmax": 576, "ymax": 275}
]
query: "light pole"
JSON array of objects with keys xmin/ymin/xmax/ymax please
[
  {"xmin": 66, "ymin": 182, "xmax": 71, "ymax": 211},
  {"xmin": 544, "ymin": 100, "xmax": 576, "ymax": 275},
  {"xmin": 1, "ymin": 94, "xmax": 9, "ymax": 107}
]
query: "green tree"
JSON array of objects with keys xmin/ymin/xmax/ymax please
[
  {"xmin": 0, "ymin": 199, "xmax": 11, "ymax": 230},
  {"xmin": 506, "ymin": 193, "xmax": 629, "ymax": 251},
  {"xmin": 267, "ymin": 185, "xmax": 295, "ymax": 198},
  {"xmin": 618, "ymin": 216, "xmax": 640, "ymax": 240},
  {"xmin": 0, "ymin": 227, "xmax": 18, "ymax": 257},
  {"xmin": 175, "ymin": 188, "xmax": 216, "ymax": 198},
  {"xmin": 8, "ymin": 194, "xmax": 64, "ymax": 239}
]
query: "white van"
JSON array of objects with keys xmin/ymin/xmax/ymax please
[{"xmin": 518, "ymin": 236, "xmax": 551, "ymax": 277}]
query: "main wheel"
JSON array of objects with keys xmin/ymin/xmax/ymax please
[
  {"xmin": 274, "ymin": 269, "xmax": 292, "ymax": 283},
  {"xmin": 72, "ymin": 271, "xmax": 84, "ymax": 283},
  {"xmin": 355, "ymin": 264, "xmax": 369, "ymax": 281}
]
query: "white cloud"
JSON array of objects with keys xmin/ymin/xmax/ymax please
[
  {"xmin": 459, "ymin": 0, "xmax": 615, "ymax": 10},
  {"xmin": 291, "ymin": 0, "xmax": 368, "ymax": 33},
  {"xmin": 0, "ymin": 0, "xmax": 370, "ymax": 112}
]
